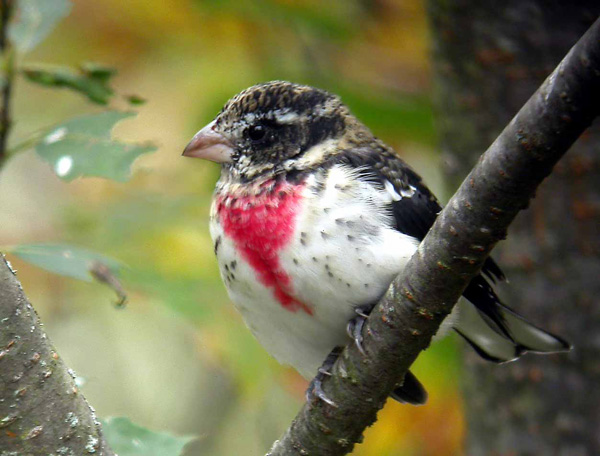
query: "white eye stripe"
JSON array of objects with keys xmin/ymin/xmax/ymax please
[
  {"xmin": 242, "ymin": 113, "xmax": 257, "ymax": 124},
  {"xmin": 241, "ymin": 109, "xmax": 308, "ymax": 126},
  {"xmin": 239, "ymin": 111, "xmax": 301, "ymax": 129},
  {"xmin": 274, "ymin": 111, "xmax": 301, "ymax": 124}
]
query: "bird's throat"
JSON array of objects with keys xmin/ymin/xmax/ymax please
[{"xmin": 216, "ymin": 179, "xmax": 313, "ymax": 315}]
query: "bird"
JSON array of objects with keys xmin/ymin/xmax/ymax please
[{"xmin": 183, "ymin": 81, "xmax": 570, "ymax": 405}]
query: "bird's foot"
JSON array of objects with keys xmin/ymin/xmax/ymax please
[
  {"xmin": 305, "ymin": 346, "xmax": 343, "ymax": 408},
  {"xmin": 346, "ymin": 305, "xmax": 372, "ymax": 356}
]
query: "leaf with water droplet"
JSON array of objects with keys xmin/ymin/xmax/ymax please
[
  {"xmin": 101, "ymin": 417, "xmax": 195, "ymax": 456},
  {"xmin": 35, "ymin": 111, "xmax": 155, "ymax": 182},
  {"xmin": 8, "ymin": 0, "xmax": 72, "ymax": 53},
  {"xmin": 8, "ymin": 243, "xmax": 127, "ymax": 306}
]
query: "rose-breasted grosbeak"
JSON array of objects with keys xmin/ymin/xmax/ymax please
[{"xmin": 183, "ymin": 81, "xmax": 570, "ymax": 405}]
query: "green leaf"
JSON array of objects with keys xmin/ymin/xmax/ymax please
[
  {"xmin": 101, "ymin": 417, "xmax": 195, "ymax": 456},
  {"xmin": 22, "ymin": 63, "xmax": 117, "ymax": 105},
  {"xmin": 80, "ymin": 62, "xmax": 118, "ymax": 83},
  {"xmin": 35, "ymin": 111, "xmax": 156, "ymax": 182},
  {"xmin": 8, "ymin": 0, "xmax": 72, "ymax": 53},
  {"xmin": 8, "ymin": 243, "xmax": 127, "ymax": 306},
  {"xmin": 125, "ymin": 94, "xmax": 147, "ymax": 106},
  {"xmin": 8, "ymin": 243, "xmax": 122, "ymax": 282}
]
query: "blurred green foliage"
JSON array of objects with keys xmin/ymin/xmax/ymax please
[
  {"xmin": 198, "ymin": 0, "xmax": 364, "ymax": 39},
  {"xmin": 8, "ymin": 0, "xmax": 72, "ymax": 52},
  {"xmin": 101, "ymin": 417, "xmax": 195, "ymax": 456},
  {"xmin": 22, "ymin": 63, "xmax": 117, "ymax": 104}
]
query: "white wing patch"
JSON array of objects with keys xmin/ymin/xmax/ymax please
[
  {"xmin": 400, "ymin": 184, "xmax": 417, "ymax": 198},
  {"xmin": 384, "ymin": 179, "xmax": 417, "ymax": 201},
  {"xmin": 384, "ymin": 179, "xmax": 402, "ymax": 201}
]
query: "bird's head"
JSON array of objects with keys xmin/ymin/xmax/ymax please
[{"xmin": 183, "ymin": 81, "xmax": 366, "ymax": 180}]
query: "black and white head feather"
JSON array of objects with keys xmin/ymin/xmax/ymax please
[{"xmin": 212, "ymin": 81, "xmax": 353, "ymax": 179}]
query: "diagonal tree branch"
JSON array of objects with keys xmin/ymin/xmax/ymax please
[
  {"xmin": 268, "ymin": 15, "xmax": 600, "ymax": 456},
  {"xmin": 0, "ymin": 255, "xmax": 116, "ymax": 455}
]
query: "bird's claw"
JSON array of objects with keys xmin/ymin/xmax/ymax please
[
  {"xmin": 306, "ymin": 377, "xmax": 337, "ymax": 407},
  {"xmin": 317, "ymin": 366, "xmax": 332, "ymax": 376},
  {"xmin": 346, "ymin": 306, "xmax": 371, "ymax": 356},
  {"xmin": 355, "ymin": 307, "xmax": 369, "ymax": 319},
  {"xmin": 305, "ymin": 346, "xmax": 342, "ymax": 408}
]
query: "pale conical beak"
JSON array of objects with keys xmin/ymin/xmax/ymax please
[{"xmin": 182, "ymin": 120, "xmax": 234, "ymax": 163}]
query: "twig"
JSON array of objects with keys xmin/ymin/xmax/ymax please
[
  {"xmin": 268, "ymin": 16, "xmax": 600, "ymax": 456},
  {"xmin": 0, "ymin": 0, "xmax": 14, "ymax": 166}
]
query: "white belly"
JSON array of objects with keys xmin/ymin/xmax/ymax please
[{"xmin": 210, "ymin": 166, "xmax": 420, "ymax": 379}]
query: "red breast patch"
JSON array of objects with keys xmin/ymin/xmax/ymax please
[{"xmin": 216, "ymin": 180, "xmax": 313, "ymax": 315}]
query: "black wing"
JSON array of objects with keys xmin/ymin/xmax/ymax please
[
  {"xmin": 332, "ymin": 145, "xmax": 505, "ymax": 282},
  {"xmin": 338, "ymin": 147, "xmax": 510, "ymax": 338}
]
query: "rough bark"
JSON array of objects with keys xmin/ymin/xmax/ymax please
[
  {"xmin": 0, "ymin": 256, "xmax": 116, "ymax": 455},
  {"xmin": 268, "ymin": 16, "xmax": 600, "ymax": 456},
  {"xmin": 428, "ymin": 2, "xmax": 600, "ymax": 454}
]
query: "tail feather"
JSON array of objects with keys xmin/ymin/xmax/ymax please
[
  {"xmin": 454, "ymin": 299, "xmax": 522, "ymax": 363},
  {"xmin": 457, "ymin": 274, "xmax": 571, "ymax": 363},
  {"xmin": 481, "ymin": 256, "xmax": 506, "ymax": 284},
  {"xmin": 462, "ymin": 275, "xmax": 515, "ymax": 342},
  {"xmin": 494, "ymin": 304, "xmax": 571, "ymax": 353},
  {"xmin": 392, "ymin": 267, "xmax": 569, "ymax": 405},
  {"xmin": 390, "ymin": 370, "xmax": 428, "ymax": 405},
  {"xmin": 454, "ymin": 327, "xmax": 520, "ymax": 363}
]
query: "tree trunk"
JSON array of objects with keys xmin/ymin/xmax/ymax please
[
  {"xmin": 0, "ymin": 257, "xmax": 115, "ymax": 455},
  {"xmin": 427, "ymin": 2, "xmax": 600, "ymax": 454}
]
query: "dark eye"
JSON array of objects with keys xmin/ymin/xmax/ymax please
[{"xmin": 247, "ymin": 124, "xmax": 266, "ymax": 142}]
